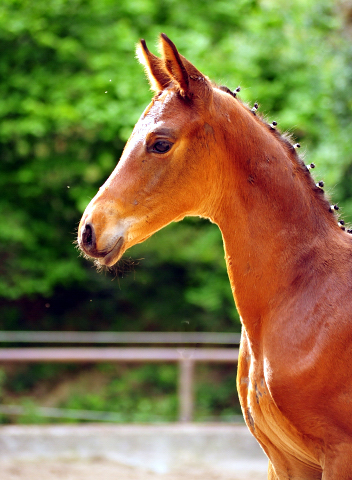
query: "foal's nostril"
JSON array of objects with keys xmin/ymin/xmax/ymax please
[
  {"xmin": 83, "ymin": 224, "xmax": 92, "ymax": 245},
  {"xmin": 81, "ymin": 223, "xmax": 96, "ymax": 251}
]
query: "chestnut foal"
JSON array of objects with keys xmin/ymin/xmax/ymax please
[{"xmin": 78, "ymin": 34, "xmax": 352, "ymax": 479}]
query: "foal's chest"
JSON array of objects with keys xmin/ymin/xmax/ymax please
[{"xmin": 237, "ymin": 333, "xmax": 319, "ymax": 467}]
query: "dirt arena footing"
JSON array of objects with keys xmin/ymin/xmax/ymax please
[{"xmin": 0, "ymin": 423, "xmax": 268, "ymax": 479}]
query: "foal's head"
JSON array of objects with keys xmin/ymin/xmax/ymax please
[
  {"xmin": 78, "ymin": 34, "xmax": 230, "ymax": 266},
  {"xmin": 78, "ymin": 34, "xmax": 337, "ymax": 269}
]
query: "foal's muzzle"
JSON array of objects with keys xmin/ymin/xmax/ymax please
[{"xmin": 79, "ymin": 220, "xmax": 125, "ymax": 266}]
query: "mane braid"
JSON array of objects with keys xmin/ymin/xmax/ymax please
[
  {"xmin": 217, "ymin": 83, "xmax": 334, "ymax": 217},
  {"xmin": 218, "ymin": 85, "xmax": 238, "ymax": 98}
]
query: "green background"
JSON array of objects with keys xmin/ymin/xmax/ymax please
[{"xmin": 0, "ymin": 0, "xmax": 351, "ymax": 421}]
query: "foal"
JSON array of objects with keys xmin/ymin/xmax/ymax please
[{"xmin": 78, "ymin": 34, "xmax": 352, "ymax": 479}]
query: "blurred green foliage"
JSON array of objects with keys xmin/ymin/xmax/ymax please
[
  {"xmin": 0, "ymin": 363, "xmax": 241, "ymax": 423},
  {"xmin": 62, "ymin": 364, "xmax": 179, "ymax": 423},
  {"xmin": 1, "ymin": 0, "xmax": 351, "ymax": 423},
  {"xmin": 1, "ymin": 0, "xmax": 352, "ymax": 332}
]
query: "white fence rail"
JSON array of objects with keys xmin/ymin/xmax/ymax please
[{"xmin": 0, "ymin": 331, "xmax": 241, "ymax": 344}]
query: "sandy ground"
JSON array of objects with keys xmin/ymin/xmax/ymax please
[
  {"xmin": 0, "ymin": 424, "xmax": 268, "ymax": 479},
  {"xmin": 0, "ymin": 459, "xmax": 267, "ymax": 480}
]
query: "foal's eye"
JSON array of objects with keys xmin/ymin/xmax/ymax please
[{"xmin": 151, "ymin": 140, "xmax": 173, "ymax": 154}]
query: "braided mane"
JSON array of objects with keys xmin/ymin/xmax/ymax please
[{"xmin": 217, "ymin": 83, "xmax": 346, "ymax": 229}]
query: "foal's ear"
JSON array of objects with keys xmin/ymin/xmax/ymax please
[
  {"xmin": 159, "ymin": 34, "xmax": 189, "ymax": 95},
  {"xmin": 136, "ymin": 39, "xmax": 171, "ymax": 92},
  {"xmin": 159, "ymin": 33, "xmax": 211, "ymax": 99}
]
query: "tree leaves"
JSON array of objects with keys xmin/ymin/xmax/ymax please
[{"xmin": 0, "ymin": 0, "xmax": 351, "ymax": 332}]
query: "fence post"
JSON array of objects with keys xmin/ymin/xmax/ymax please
[{"xmin": 178, "ymin": 358, "xmax": 194, "ymax": 422}]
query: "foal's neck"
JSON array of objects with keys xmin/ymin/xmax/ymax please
[{"xmin": 210, "ymin": 99, "xmax": 338, "ymax": 336}]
